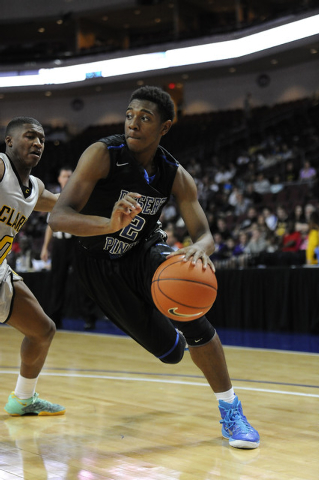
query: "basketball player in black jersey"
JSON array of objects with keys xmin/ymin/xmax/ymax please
[{"xmin": 49, "ymin": 86, "xmax": 259, "ymax": 449}]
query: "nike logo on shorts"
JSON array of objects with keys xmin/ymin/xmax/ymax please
[{"xmin": 168, "ymin": 308, "xmax": 203, "ymax": 318}]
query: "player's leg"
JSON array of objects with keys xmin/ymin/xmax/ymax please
[
  {"xmin": 145, "ymin": 240, "xmax": 260, "ymax": 449},
  {"xmin": 4, "ymin": 280, "xmax": 65, "ymax": 416},
  {"xmin": 173, "ymin": 317, "xmax": 260, "ymax": 449},
  {"xmin": 74, "ymin": 245, "xmax": 186, "ymax": 363}
]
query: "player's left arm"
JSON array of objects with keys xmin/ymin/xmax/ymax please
[
  {"xmin": 170, "ymin": 165, "xmax": 215, "ymax": 270},
  {"xmin": 34, "ymin": 178, "xmax": 59, "ymax": 212}
]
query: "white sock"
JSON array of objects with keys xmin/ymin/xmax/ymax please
[
  {"xmin": 14, "ymin": 375, "xmax": 38, "ymax": 400},
  {"xmin": 214, "ymin": 387, "xmax": 236, "ymax": 404}
]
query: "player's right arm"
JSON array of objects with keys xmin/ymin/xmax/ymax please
[{"xmin": 49, "ymin": 142, "xmax": 142, "ymax": 236}]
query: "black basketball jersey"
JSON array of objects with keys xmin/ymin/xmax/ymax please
[{"xmin": 79, "ymin": 134, "xmax": 179, "ymax": 258}]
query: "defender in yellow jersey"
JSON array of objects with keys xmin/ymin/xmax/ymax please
[{"xmin": 1, "ymin": 117, "xmax": 65, "ymax": 416}]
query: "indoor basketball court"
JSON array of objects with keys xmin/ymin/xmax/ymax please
[{"xmin": 0, "ymin": 324, "xmax": 318, "ymax": 480}]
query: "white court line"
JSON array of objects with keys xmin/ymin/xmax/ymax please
[{"xmin": 1, "ymin": 370, "xmax": 318, "ymax": 398}]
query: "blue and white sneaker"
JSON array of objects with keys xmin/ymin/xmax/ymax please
[{"xmin": 218, "ymin": 395, "xmax": 260, "ymax": 449}]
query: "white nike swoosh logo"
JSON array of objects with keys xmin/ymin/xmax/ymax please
[
  {"xmin": 116, "ymin": 161, "xmax": 129, "ymax": 166},
  {"xmin": 168, "ymin": 308, "xmax": 203, "ymax": 318}
]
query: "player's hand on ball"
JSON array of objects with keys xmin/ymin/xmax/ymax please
[{"xmin": 167, "ymin": 247, "xmax": 215, "ymax": 272}]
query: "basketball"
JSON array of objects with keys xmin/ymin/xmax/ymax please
[{"xmin": 151, "ymin": 254, "xmax": 218, "ymax": 321}]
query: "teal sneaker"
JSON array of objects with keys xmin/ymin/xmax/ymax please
[
  {"xmin": 4, "ymin": 392, "xmax": 65, "ymax": 416},
  {"xmin": 218, "ymin": 395, "xmax": 260, "ymax": 449}
]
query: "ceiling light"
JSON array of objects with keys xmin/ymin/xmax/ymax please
[
  {"xmin": 38, "ymin": 27, "xmax": 45, "ymax": 33},
  {"xmin": 1, "ymin": 13, "xmax": 319, "ymax": 88},
  {"xmin": 45, "ymin": 91, "xmax": 52, "ymax": 96},
  {"xmin": 271, "ymin": 59, "xmax": 278, "ymax": 64},
  {"xmin": 310, "ymin": 48, "xmax": 317, "ymax": 54},
  {"xmin": 229, "ymin": 67, "xmax": 236, "ymax": 73}
]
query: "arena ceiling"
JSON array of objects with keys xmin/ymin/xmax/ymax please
[{"xmin": 0, "ymin": 0, "xmax": 318, "ymax": 98}]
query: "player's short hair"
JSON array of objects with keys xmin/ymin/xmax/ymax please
[
  {"xmin": 129, "ymin": 86, "xmax": 175, "ymax": 122},
  {"xmin": 5, "ymin": 116, "xmax": 43, "ymax": 137}
]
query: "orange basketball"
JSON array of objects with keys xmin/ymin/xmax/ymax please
[{"xmin": 151, "ymin": 254, "xmax": 218, "ymax": 321}]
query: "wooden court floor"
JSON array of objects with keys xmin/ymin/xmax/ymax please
[{"xmin": 0, "ymin": 325, "xmax": 318, "ymax": 480}]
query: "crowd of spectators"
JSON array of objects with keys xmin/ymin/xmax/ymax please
[
  {"xmin": 6, "ymin": 96, "xmax": 319, "ymax": 271},
  {"xmin": 160, "ymin": 97, "xmax": 319, "ymax": 269}
]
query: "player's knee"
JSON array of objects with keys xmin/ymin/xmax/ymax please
[
  {"xmin": 172, "ymin": 316, "xmax": 216, "ymax": 347},
  {"xmin": 158, "ymin": 330, "xmax": 186, "ymax": 364}
]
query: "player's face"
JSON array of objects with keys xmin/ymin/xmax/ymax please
[
  {"xmin": 6, "ymin": 123, "xmax": 45, "ymax": 168},
  {"xmin": 125, "ymin": 99, "xmax": 171, "ymax": 157}
]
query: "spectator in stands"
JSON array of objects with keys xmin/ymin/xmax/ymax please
[
  {"xmin": 233, "ymin": 231, "xmax": 250, "ymax": 256},
  {"xmin": 253, "ymin": 172, "xmax": 271, "ymax": 195},
  {"xmin": 233, "ymin": 190, "xmax": 252, "ymax": 217},
  {"xmin": 262, "ymin": 207, "xmax": 277, "ymax": 231},
  {"xmin": 214, "ymin": 163, "xmax": 236, "ymax": 185},
  {"xmin": 275, "ymin": 206, "xmax": 290, "ymax": 238},
  {"xmin": 239, "ymin": 206, "xmax": 258, "ymax": 231},
  {"xmin": 270, "ymin": 174, "xmax": 284, "ymax": 194},
  {"xmin": 242, "ymin": 161, "xmax": 257, "ymax": 183},
  {"xmin": 244, "ymin": 226, "xmax": 268, "ymax": 255},
  {"xmin": 277, "ymin": 143, "xmax": 293, "ymax": 162},
  {"xmin": 236, "ymin": 151, "xmax": 250, "ymax": 167},
  {"xmin": 299, "ymin": 160, "xmax": 317, "ymax": 182},
  {"xmin": 160, "ymin": 198, "xmax": 178, "ymax": 224},
  {"xmin": 281, "ymin": 220, "xmax": 302, "ymax": 252},
  {"xmin": 165, "ymin": 223, "xmax": 184, "ymax": 251},
  {"xmin": 291, "ymin": 204, "xmax": 306, "ymax": 223},
  {"xmin": 265, "ymin": 230, "xmax": 279, "ymax": 253},
  {"xmin": 186, "ymin": 157, "xmax": 202, "ymax": 177},
  {"xmin": 291, "ymin": 205, "xmax": 307, "ymax": 232},
  {"xmin": 220, "ymin": 237, "xmax": 237, "ymax": 266},
  {"xmin": 215, "ymin": 216, "xmax": 233, "ymax": 239},
  {"xmin": 306, "ymin": 210, "xmax": 319, "ymax": 265},
  {"xmin": 305, "ymin": 202, "xmax": 316, "ymax": 222},
  {"xmin": 15, "ymin": 235, "xmax": 35, "ymax": 272},
  {"xmin": 197, "ymin": 173, "xmax": 219, "ymax": 210},
  {"xmin": 244, "ymin": 182, "xmax": 262, "ymax": 205},
  {"xmin": 210, "ymin": 232, "xmax": 228, "ymax": 261},
  {"xmin": 284, "ymin": 160, "xmax": 298, "ymax": 183},
  {"xmin": 228, "ymin": 186, "xmax": 240, "ymax": 208},
  {"xmin": 256, "ymin": 213, "xmax": 272, "ymax": 239}
]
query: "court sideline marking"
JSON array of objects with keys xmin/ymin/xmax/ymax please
[{"xmin": 1, "ymin": 370, "xmax": 318, "ymax": 398}]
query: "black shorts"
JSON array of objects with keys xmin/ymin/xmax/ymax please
[{"xmin": 75, "ymin": 235, "xmax": 179, "ymax": 358}]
